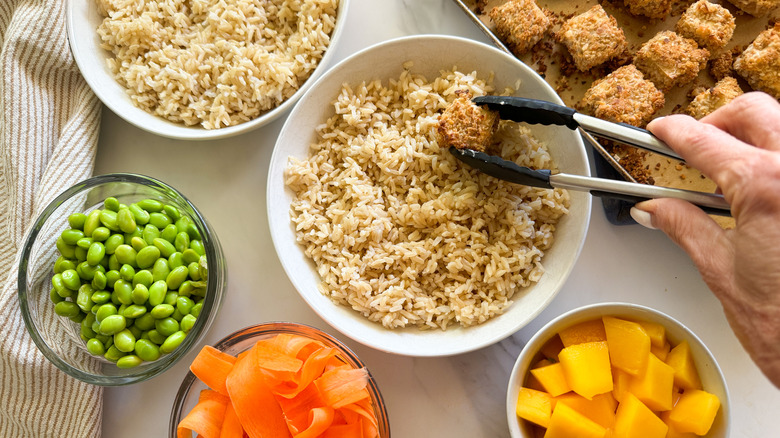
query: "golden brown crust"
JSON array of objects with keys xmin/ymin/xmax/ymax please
[
  {"xmin": 727, "ymin": 0, "xmax": 780, "ymax": 17},
  {"xmin": 555, "ymin": 5, "xmax": 628, "ymax": 72},
  {"xmin": 685, "ymin": 76, "xmax": 744, "ymax": 119},
  {"xmin": 489, "ymin": 0, "xmax": 551, "ymax": 56},
  {"xmin": 633, "ymin": 31, "xmax": 710, "ymax": 92},
  {"xmin": 709, "ymin": 49, "xmax": 736, "ymax": 80},
  {"xmin": 624, "ymin": 0, "xmax": 673, "ymax": 19},
  {"xmin": 437, "ymin": 90, "xmax": 500, "ymax": 152},
  {"xmin": 734, "ymin": 23, "xmax": 780, "ymax": 99},
  {"xmin": 578, "ymin": 64, "xmax": 665, "ymax": 127},
  {"xmin": 675, "ymin": 0, "xmax": 736, "ymax": 55}
]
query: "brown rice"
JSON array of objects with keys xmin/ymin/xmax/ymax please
[
  {"xmin": 95, "ymin": 0, "xmax": 338, "ymax": 129},
  {"xmin": 285, "ymin": 66, "xmax": 570, "ymax": 330}
]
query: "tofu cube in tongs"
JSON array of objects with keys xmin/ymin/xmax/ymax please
[{"xmin": 446, "ymin": 95, "xmax": 731, "ymax": 216}]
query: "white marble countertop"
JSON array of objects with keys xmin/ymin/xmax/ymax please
[{"xmin": 99, "ymin": 1, "xmax": 780, "ymax": 436}]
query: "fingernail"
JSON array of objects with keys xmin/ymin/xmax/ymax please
[
  {"xmin": 646, "ymin": 116, "xmax": 664, "ymax": 131},
  {"xmin": 630, "ymin": 207, "xmax": 656, "ymax": 229}
]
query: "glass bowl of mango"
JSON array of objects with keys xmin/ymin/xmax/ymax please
[{"xmin": 506, "ymin": 302, "xmax": 730, "ymax": 438}]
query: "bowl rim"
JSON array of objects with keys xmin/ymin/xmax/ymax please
[
  {"xmin": 65, "ymin": 0, "xmax": 351, "ymax": 140},
  {"xmin": 266, "ymin": 33, "xmax": 592, "ymax": 357},
  {"xmin": 17, "ymin": 172, "xmax": 225, "ymax": 385},
  {"xmin": 167, "ymin": 321, "xmax": 391, "ymax": 437},
  {"xmin": 505, "ymin": 301, "xmax": 732, "ymax": 437}
]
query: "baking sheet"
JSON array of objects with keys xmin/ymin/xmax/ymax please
[{"xmin": 453, "ymin": 0, "xmax": 776, "ymax": 226}]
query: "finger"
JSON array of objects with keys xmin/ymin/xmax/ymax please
[
  {"xmin": 632, "ymin": 198, "xmax": 732, "ymax": 285},
  {"xmin": 700, "ymin": 92, "xmax": 780, "ymax": 151}
]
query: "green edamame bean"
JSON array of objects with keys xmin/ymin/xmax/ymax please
[
  {"xmin": 113, "ymin": 329, "xmax": 136, "ymax": 353},
  {"xmin": 169, "ymin": 252, "xmax": 184, "ymax": 269},
  {"xmin": 69, "ymin": 312, "xmax": 86, "ymax": 323},
  {"xmin": 104, "ymin": 234, "xmax": 124, "ymax": 254},
  {"xmin": 171, "ymin": 309, "xmax": 184, "ymax": 322},
  {"xmin": 52, "ymin": 274, "xmax": 67, "ymax": 295},
  {"xmin": 105, "ymin": 270, "xmax": 120, "ymax": 288},
  {"xmin": 148, "ymin": 212, "xmax": 172, "ymax": 229},
  {"xmin": 87, "ymin": 242, "xmax": 106, "ymax": 266},
  {"xmin": 150, "ymin": 304, "xmax": 175, "ymax": 319},
  {"xmin": 131, "ymin": 284, "xmax": 149, "ymax": 305},
  {"xmin": 81, "ymin": 322, "xmax": 96, "ymax": 339},
  {"xmin": 123, "ymin": 226, "xmax": 143, "ymax": 245},
  {"xmin": 83, "ymin": 210, "xmax": 102, "ymax": 237},
  {"xmin": 142, "ymin": 224, "xmax": 160, "ymax": 246},
  {"xmin": 190, "ymin": 239, "xmax": 205, "ymax": 256},
  {"xmin": 164, "ymin": 292, "xmax": 179, "ymax": 306},
  {"xmin": 134, "ymin": 313, "xmax": 156, "ymax": 331},
  {"xmin": 76, "ymin": 284, "xmax": 93, "ymax": 312},
  {"xmin": 104, "ymin": 345, "xmax": 126, "ymax": 362},
  {"xmin": 50, "ymin": 288, "xmax": 64, "ymax": 304},
  {"xmin": 148, "ymin": 280, "xmax": 167, "ymax": 307},
  {"xmin": 160, "ymin": 330, "xmax": 186, "ymax": 354},
  {"xmin": 151, "ymin": 258, "xmax": 170, "ymax": 282},
  {"xmin": 87, "ymin": 338, "xmax": 105, "ymax": 356},
  {"xmin": 130, "ymin": 236, "xmax": 147, "ymax": 252},
  {"xmin": 54, "ymin": 257, "xmax": 75, "ymax": 274},
  {"xmin": 61, "ymin": 269, "xmax": 81, "ymax": 290},
  {"xmin": 138, "ymin": 199, "xmax": 164, "ymax": 212},
  {"xmin": 68, "ymin": 212, "xmax": 87, "ymax": 230},
  {"xmin": 76, "ymin": 237, "xmax": 93, "ymax": 249},
  {"xmin": 56, "ymin": 237, "xmax": 77, "ymax": 259},
  {"xmin": 117, "ymin": 355, "xmax": 143, "ymax": 368},
  {"xmin": 163, "ymin": 205, "xmax": 181, "ymax": 221},
  {"xmin": 91, "ymin": 290, "xmax": 111, "ymax": 305},
  {"xmin": 108, "ymin": 254, "xmax": 120, "ymax": 271},
  {"xmin": 117, "ymin": 208, "xmax": 137, "ymax": 234},
  {"xmin": 113, "ymin": 279, "xmax": 133, "ymax": 305},
  {"xmin": 99, "ymin": 209, "xmax": 119, "ymax": 231},
  {"xmin": 190, "ymin": 302, "xmax": 203, "ymax": 318},
  {"xmin": 147, "ymin": 329, "xmax": 166, "ymax": 345},
  {"xmin": 54, "ymin": 301, "xmax": 80, "ymax": 318},
  {"xmin": 133, "ymin": 269, "xmax": 153, "ymax": 288},
  {"xmin": 160, "ymin": 224, "xmax": 178, "ymax": 243},
  {"xmin": 186, "ymin": 223, "xmax": 201, "ymax": 240},
  {"xmin": 128, "ymin": 325, "xmax": 142, "ymax": 340},
  {"xmin": 103, "ymin": 197, "xmax": 120, "ymax": 212},
  {"xmin": 174, "ymin": 216, "xmax": 192, "ymax": 233},
  {"xmin": 176, "ymin": 296, "xmax": 195, "ymax": 315},
  {"xmin": 181, "ymin": 249, "xmax": 200, "ymax": 265},
  {"xmin": 153, "ymin": 237, "xmax": 176, "ymax": 258},
  {"xmin": 178, "ymin": 281, "xmax": 194, "ymax": 297},
  {"xmin": 61, "ymin": 229, "xmax": 85, "ymax": 246},
  {"xmin": 91, "ymin": 226, "xmax": 111, "ymax": 242},
  {"xmin": 136, "ymin": 246, "xmax": 160, "ymax": 269},
  {"xmin": 114, "ymin": 244, "xmax": 137, "ymax": 267},
  {"xmin": 99, "ymin": 314, "xmax": 127, "ymax": 335},
  {"xmin": 74, "ymin": 246, "xmax": 87, "ymax": 262},
  {"xmin": 78, "ymin": 261, "xmax": 103, "ymax": 281},
  {"xmin": 122, "ymin": 304, "xmax": 147, "ymax": 319},
  {"xmin": 174, "ymin": 232, "xmax": 190, "ymax": 253},
  {"xmin": 187, "ymin": 262, "xmax": 201, "ymax": 281},
  {"xmin": 92, "ymin": 271, "xmax": 107, "ymax": 290},
  {"xmin": 128, "ymin": 203, "xmax": 150, "ymax": 226},
  {"xmin": 134, "ymin": 339, "xmax": 161, "ymax": 361},
  {"xmin": 155, "ymin": 317, "xmax": 179, "ymax": 337},
  {"xmin": 180, "ymin": 314, "xmax": 196, "ymax": 333},
  {"xmin": 119, "ymin": 264, "xmax": 135, "ymax": 282},
  {"xmin": 166, "ymin": 265, "xmax": 188, "ymax": 290},
  {"xmin": 95, "ymin": 303, "xmax": 117, "ymax": 323}
]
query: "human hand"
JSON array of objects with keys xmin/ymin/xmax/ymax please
[{"xmin": 631, "ymin": 92, "xmax": 780, "ymax": 388}]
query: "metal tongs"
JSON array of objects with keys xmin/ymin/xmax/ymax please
[{"xmin": 449, "ymin": 96, "xmax": 731, "ymax": 216}]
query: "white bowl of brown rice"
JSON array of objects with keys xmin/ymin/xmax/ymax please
[
  {"xmin": 267, "ymin": 35, "xmax": 592, "ymax": 356},
  {"xmin": 66, "ymin": 0, "xmax": 349, "ymax": 140}
]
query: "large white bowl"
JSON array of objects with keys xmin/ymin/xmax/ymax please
[
  {"xmin": 506, "ymin": 302, "xmax": 730, "ymax": 437},
  {"xmin": 267, "ymin": 35, "xmax": 592, "ymax": 357},
  {"xmin": 66, "ymin": 0, "xmax": 350, "ymax": 140}
]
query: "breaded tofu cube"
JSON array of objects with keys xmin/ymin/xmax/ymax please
[
  {"xmin": 727, "ymin": 0, "xmax": 779, "ymax": 16},
  {"xmin": 734, "ymin": 23, "xmax": 780, "ymax": 99},
  {"xmin": 489, "ymin": 0, "xmax": 551, "ymax": 56},
  {"xmin": 633, "ymin": 31, "xmax": 710, "ymax": 92},
  {"xmin": 686, "ymin": 77, "xmax": 743, "ymax": 119},
  {"xmin": 578, "ymin": 65, "xmax": 665, "ymax": 127},
  {"xmin": 555, "ymin": 5, "xmax": 628, "ymax": 71},
  {"xmin": 624, "ymin": 0, "xmax": 673, "ymax": 19},
  {"xmin": 676, "ymin": 0, "xmax": 735, "ymax": 55},
  {"xmin": 437, "ymin": 90, "xmax": 499, "ymax": 152}
]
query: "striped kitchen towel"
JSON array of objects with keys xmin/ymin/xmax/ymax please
[{"xmin": 0, "ymin": 0, "xmax": 102, "ymax": 436}]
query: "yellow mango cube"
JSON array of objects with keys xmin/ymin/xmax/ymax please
[
  {"xmin": 667, "ymin": 389, "xmax": 720, "ymax": 435},
  {"xmin": 660, "ymin": 411, "xmax": 698, "ymax": 438},
  {"xmin": 627, "ymin": 353, "xmax": 675, "ymax": 411},
  {"xmin": 559, "ymin": 319, "xmax": 607, "ymax": 347},
  {"xmin": 666, "ymin": 340, "xmax": 702, "ymax": 390},
  {"xmin": 558, "ymin": 341, "xmax": 613, "ymax": 400},
  {"xmin": 540, "ymin": 335, "xmax": 565, "ymax": 360},
  {"xmin": 544, "ymin": 402, "xmax": 607, "ymax": 438},
  {"xmin": 651, "ymin": 341, "xmax": 671, "ymax": 361},
  {"xmin": 612, "ymin": 368, "xmax": 631, "ymax": 403},
  {"xmin": 614, "ymin": 393, "xmax": 668, "ymax": 438},
  {"xmin": 516, "ymin": 387, "xmax": 553, "ymax": 428},
  {"xmin": 603, "ymin": 316, "xmax": 651, "ymax": 375},
  {"xmin": 555, "ymin": 392, "xmax": 617, "ymax": 429},
  {"xmin": 638, "ymin": 320, "xmax": 667, "ymax": 348},
  {"xmin": 531, "ymin": 362, "xmax": 572, "ymax": 397}
]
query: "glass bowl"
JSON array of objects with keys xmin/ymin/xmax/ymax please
[
  {"xmin": 18, "ymin": 173, "xmax": 226, "ymax": 385},
  {"xmin": 506, "ymin": 302, "xmax": 730, "ymax": 438},
  {"xmin": 169, "ymin": 322, "xmax": 390, "ymax": 437}
]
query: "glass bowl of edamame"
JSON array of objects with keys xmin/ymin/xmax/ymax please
[{"xmin": 18, "ymin": 173, "xmax": 226, "ymax": 385}]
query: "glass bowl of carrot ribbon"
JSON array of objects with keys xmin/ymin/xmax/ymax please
[{"xmin": 169, "ymin": 322, "xmax": 390, "ymax": 437}]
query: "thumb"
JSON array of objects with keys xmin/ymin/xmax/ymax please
[{"xmin": 630, "ymin": 198, "xmax": 730, "ymax": 271}]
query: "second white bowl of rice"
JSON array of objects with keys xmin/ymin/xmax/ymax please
[
  {"xmin": 267, "ymin": 35, "xmax": 592, "ymax": 357},
  {"xmin": 67, "ymin": 0, "xmax": 350, "ymax": 140}
]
